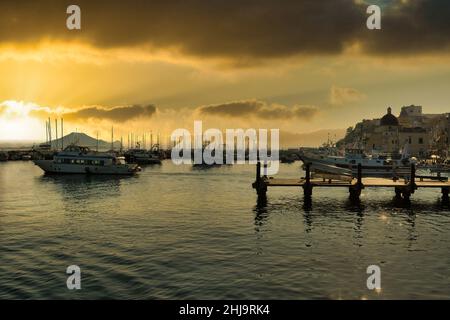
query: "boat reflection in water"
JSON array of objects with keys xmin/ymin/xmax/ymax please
[{"xmin": 34, "ymin": 145, "xmax": 140, "ymax": 175}]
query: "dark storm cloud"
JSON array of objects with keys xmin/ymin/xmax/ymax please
[
  {"xmin": 29, "ymin": 104, "xmax": 156, "ymax": 121},
  {"xmin": 199, "ymin": 100, "xmax": 318, "ymax": 120},
  {"xmin": 361, "ymin": 0, "xmax": 450, "ymax": 54},
  {"xmin": 1, "ymin": 0, "xmax": 449, "ymax": 59}
]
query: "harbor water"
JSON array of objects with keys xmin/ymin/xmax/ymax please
[{"xmin": 1, "ymin": 161, "xmax": 449, "ymax": 299}]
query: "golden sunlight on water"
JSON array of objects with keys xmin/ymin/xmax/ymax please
[{"xmin": 0, "ymin": 161, "xmax": 449, "ymax": 299}]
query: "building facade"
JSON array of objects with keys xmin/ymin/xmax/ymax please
[{"xmin": 341, "ymin": 105, "xmax": 449, "ymax": 158}]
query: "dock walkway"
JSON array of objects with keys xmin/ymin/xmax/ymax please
[{"xmin": 252, "ymin": 162, "xmax": 450, "ymax": 202}]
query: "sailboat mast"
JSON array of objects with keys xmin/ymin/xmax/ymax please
[
  {"xmin": 45, "ymin": 120, "xmax": 48, "ymax": 144},
  {"xmin": 48, "ymin": 118, "xmax": 52, "ymax": 148},
  {"xmin": 61, "ymin": 118, "xmax": 64, "ymax": 150},
  {"xmin": 111, "ymin": 126, "xmax": 114, "ymax": 151},
  {"xmin": 150, "ymin": 131, "xmax": 153, "ymax": 148},
  {"xmin": 55, "ymin": 119, "xmax": 58, "ymax": 150}
]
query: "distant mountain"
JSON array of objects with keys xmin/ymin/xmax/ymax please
[
  {"xmin": 48, "ymin": 132, "xmax": 122, "ymax": 151},
  {"xmin": 1, "ymin": 129, "xmax": 346, "ymax": 151},
  {"xmin": 280, "ymin": 128, "xmax": 346, "ymax": 148}
]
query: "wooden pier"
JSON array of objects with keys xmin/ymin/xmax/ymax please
[{"xmin": 252, "ymin": 162, "xmax": 450, "ymax": 202}]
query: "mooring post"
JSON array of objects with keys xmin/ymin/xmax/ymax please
[
  {"xmin": 357, "ymin": 163, "xmax": 362, "ymax": 187},
  {"xmin": 256, "ymin": 161, "xmax": 261, "ymax": 184},
  {"xmin": 349, "ymin": 163, "xmax": 363, "ymax": 201},
  {"xmin": 410, "ymin": 163, "xmax": 416, "ymax": 194},
  {"xmin": 395, "ymin": 187, "xmax": 402, "ymax": 199},
  {"xmin": 305, "ymin": 163, "xmax": 310, "ymax": 184},
  {"xmin": 442, "ymin": 187, "xmax": 449, "ymax": 202},
  {"xmin": 303, "ymin": 163, "xmax": 313, "ymax": 198},
  {"xmin": 252, "ymin": 161, "xmax": 267, "ymax": 198}
]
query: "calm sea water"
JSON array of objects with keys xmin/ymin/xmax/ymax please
[{"xmin": 1, "ymin": 161, "xmax": 449, "ymax": 299}]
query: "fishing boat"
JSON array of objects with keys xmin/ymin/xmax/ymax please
[
  {"xmin": 299, "ymin": 148, "xmax": 415, "ymax": 178},
  {"xmin": 34, "ymin": 145, "xmax": 140, "ymax": 175}
]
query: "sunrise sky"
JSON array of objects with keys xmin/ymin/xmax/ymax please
[{"xmin": 0, "ymin": 0, "xmax": 449, "ymax": 146}]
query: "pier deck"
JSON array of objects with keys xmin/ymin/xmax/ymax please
[
  {"xmin": 252, "ymin": 162, "xmax": 450, "ymax": 202},
  {"xmin": 266, "ymin": 177, "xmax": 450, "ymax": 188}
]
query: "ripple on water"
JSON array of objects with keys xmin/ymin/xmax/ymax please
[{"xmin": 0, "ymin": 161, "xmax": 449, "ymax": 299}]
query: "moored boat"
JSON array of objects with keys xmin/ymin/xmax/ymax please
[
  {"xmin": 124, "ymin": 148, "xmax": 162, "ymax": 164},
  {"xmin": 0, "ymin": 151, "xmax": 8, "ymax": 161},
  {"xmin": 429, "ymin": 158, "xmax": 450, "ymax": 173},
  {"xmin": 34, "ymin": 145, "xmax": 140, "ymax": 175},
  {"xmin": 299, "ymin": 148, "xmax": 415, "ymax": 178}
]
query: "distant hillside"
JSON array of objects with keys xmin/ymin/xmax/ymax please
[
  {"xmin": 48, "ymin": 132, "xmax": 121, "ymax": 151},
  {"xmin": 280, "ymin": 129, "xmax": 346, "ymax": 148},
  {"xmin": 1, "ymin": 130, "xmax": 345, "ymax": 150}
]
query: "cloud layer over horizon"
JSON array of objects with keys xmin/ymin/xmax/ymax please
[{"xmin": 1, "ymin": 0, "xmax": 449, "ymax": 63}]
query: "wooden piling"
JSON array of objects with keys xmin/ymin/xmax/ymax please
[
  {"xmin": 256, "ymin": 161, "xmax": 261, "ymax": 184},
  {"xmin": 395, "ymin": 187, "xmax": 402, "ymax": 199},
  {"xmin": 253, "ymin": 161, "xmax": 267, "ymax": 198},
  {"xmin": 357, "ymin": 163, "xmax": 362, "ymax": 186},
  {"xmin": 410, "ymin": 163, "xmax": 416, "ymax": 194},
  {"xmin": 349, "ymin": 164, "xmax": 364, "ymax": 200},
  {"xmin": 443, "ymin": 187, "xmax": 449, "ymax": 202},
  {"xmin": 303, "ymin": 163, "xmax": 313, "ymax": 198}
]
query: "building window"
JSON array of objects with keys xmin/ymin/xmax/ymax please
[{"xmin": 419, "ymin": 138, "xmax": 424, "ymax": 144}]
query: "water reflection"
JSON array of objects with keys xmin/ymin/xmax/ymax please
[
  {"xmin": 253, "ymin": 194, "xmax": 449, "ymax": 251},
  {"xmin": 253, "ymin": 195, "xmax": 269, "ymax": 238},
  {"xmin": 37, "ymin": 174, "xmax": 134, "ymax": 202},
  {"xmin": 2, "ymin": 161, "xmax": 450, "ymax": 299}
]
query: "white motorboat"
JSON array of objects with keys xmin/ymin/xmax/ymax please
[
  {"xmin": 299, "ymin": 148, "xmax": 415, "ymax": 178},
  {"xmin": 34, "ymin": 145, "xmax": 140, "ymax": 175}
]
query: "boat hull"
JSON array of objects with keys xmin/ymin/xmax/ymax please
[{"xmin": 34, "ymin": 160, "xmax": 139, "ymax": 175}]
